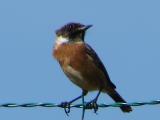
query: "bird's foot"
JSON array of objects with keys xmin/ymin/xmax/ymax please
[
  {"xmin": 86, "ymin": 99, "xmax": 99, "ymax": 114},
  {"xmin": 59, "ymin": 101, "xmax": 71, "ymax": 116}
]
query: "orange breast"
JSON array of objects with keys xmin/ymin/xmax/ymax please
[
  {"xmin": 53, "ymin": 43, "xmax": 107, "ymax": 91},
  {"xmin": 53, "ymin": 43, "xmax": 86, "ymax": 66}
]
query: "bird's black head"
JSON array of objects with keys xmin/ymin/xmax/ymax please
[{"xmin": 55, "ymin": 23, "xmax": 92, "ymax": 43}]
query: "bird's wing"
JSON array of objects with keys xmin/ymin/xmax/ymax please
[{"xmin": 85, "ymin": 43, "xmax": 116, "ymax": 89}]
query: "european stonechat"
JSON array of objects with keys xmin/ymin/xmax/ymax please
[{"xmin": 53, "ymin": 22, "xmax": 132, "ymax": 112}]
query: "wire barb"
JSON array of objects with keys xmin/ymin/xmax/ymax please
[{"xmin": 58, "ymin": 102, "xmax": 71, "ymax": 116}]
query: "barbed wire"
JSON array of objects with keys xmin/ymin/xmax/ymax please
[
  {"xmin": 1, "ymin": 99, "xmax": 159, "ymax": 120},
  {"xmin": 0, "ymin": 99, "xmax": 159, "ymax": 108}
]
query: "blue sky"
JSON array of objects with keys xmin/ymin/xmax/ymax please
[{"xmin": 0, "ymin": 0, "xmax": 160, "ymax": 120}]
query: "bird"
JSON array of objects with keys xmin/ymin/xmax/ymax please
[{"xmin": 53, "ymin": 22, "xmax": 132, "ymax": 113}]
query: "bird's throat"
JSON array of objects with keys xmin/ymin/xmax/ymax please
[{"xmin": 56, "ymin": 36, "xmax": 69, "ymax": 45}]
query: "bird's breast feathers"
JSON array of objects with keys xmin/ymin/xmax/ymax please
[
  {"xmin": 53, "ymin": 42, "xmax": 86, "ymax": 65},
  {"xmin": 53, "ymin": 43, "xmax": 114, "ymax": 90}
]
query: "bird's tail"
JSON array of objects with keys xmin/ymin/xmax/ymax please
[{"xmin": 107, "ymin": 89, "xmax": 132, "ymax": 112}]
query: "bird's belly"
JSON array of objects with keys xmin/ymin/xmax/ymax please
[{"xmin": 64, "ymin": 66, "xmax": 97, "ymax": 91}]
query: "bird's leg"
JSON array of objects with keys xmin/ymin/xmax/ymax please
[
  {"xmin": 86, "ymin": 90, "xmax": 101, "ymax": 113},
  {"xmin": 81, "ymin": 92, "xmax": 85, "ymax": 120},
  {"xmin": 59, "ymin": 90, "xmax": 88, "ymax": 116}
]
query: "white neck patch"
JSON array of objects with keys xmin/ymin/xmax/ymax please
[{"xmin": 56, "ymin": 36, "xmax": 69, "ymax": 45}]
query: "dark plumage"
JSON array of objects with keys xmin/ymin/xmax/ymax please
[{"xmin": 56, "ymin": 23, "xmax": 85, "ymax": 37}]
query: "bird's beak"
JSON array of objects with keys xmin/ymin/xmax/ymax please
[{"xmin": 79, "ymin": 25, "xmax": 93, "ymax": 31}]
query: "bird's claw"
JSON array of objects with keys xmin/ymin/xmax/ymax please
[
  {"xmin": 59, "ymin": 102, "xmax": 71, "ymax": 116},
  {"xmin": 86, "ymin": 100, "xmax": 99, "ymax": 114}
]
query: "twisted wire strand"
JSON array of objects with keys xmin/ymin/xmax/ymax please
[{"xmin": 0, "ymin": 100, "xmax": 159, "ymax": 109}]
